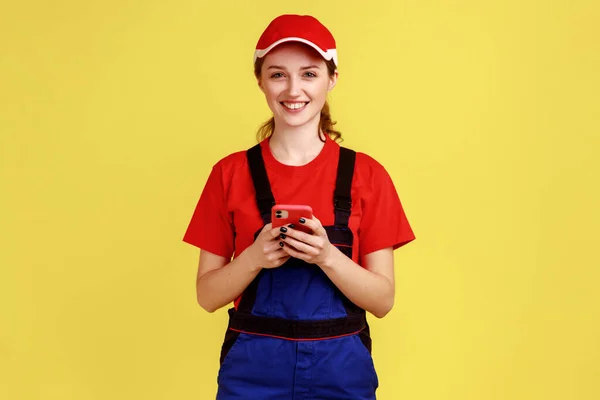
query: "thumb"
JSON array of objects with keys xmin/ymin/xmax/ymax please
[{"xmin": 260, "ymin": 223, "xmax": 272, "ymax": 233}]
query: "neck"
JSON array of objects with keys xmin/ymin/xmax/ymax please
[{"xmin": 269, "ymin": 119, "xmax": 326, "ymax": 166}]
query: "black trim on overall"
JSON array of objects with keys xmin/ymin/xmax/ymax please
[
  {"xmin": 235, "ymin": 145, "xmax": 273, "ymax": 315},
  {"xmin": 228, "ymin": 308, "xmax": 366, "ymax": 339},
  {"xmin": 246, "ymin": 144, "xmax": 275, "ymax": 225},
  {"xmin": 334, "ymin": 147, "xmax": 356, "ymax": 227}
]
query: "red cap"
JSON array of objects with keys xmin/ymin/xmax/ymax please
[{"xmin": 254, "ymin": 14, "xmax": 338, "ymax": 66}]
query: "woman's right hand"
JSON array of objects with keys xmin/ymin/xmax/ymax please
[{"xmin": 245, "ymin": 223, "xmax": 290, "ymax": 270}]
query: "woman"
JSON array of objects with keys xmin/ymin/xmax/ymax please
[{"xmin": 183, "ymin": 14, "xmax": 415, "ymax": 400}]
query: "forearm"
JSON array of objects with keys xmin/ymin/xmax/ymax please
[
  {"xmin": 319, "ymin": 248, "xmax": 394, "ymax": 318},
  {"xmin": 196, "ymin": 250, "xmax": 260, "ymax": 313}
]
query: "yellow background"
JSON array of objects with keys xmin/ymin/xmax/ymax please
[{"xmin": 1, "ymin": 0, "xmax": 599, "ymax": 399}]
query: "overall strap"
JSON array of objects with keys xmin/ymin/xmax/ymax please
[
  {"xmin": 333, "ymin": 147, "xmax": 356, "ymax": 226},
  {"xmin": 246, "ymin": 144, "xmax": 275, "ymax": 225}
]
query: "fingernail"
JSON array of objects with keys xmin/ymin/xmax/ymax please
[
  {"xmin": 279, "ymin": 242, "xmax": 284, "ymax": 247},
  {"xmin": 288, "ymin": 224, "xmax": 295, "ymax": 229},
  {"xmin": 299, "ymin": 218, "xmax": 306, "ymax": 224},
  {"xmin": 280, "ymin": 227, "xmax": 287, "ymax": 233},
  {"xmin": 280, "ymin": 233, "xmax": 286, "ymax": 239}
]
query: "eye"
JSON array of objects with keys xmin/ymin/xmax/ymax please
[
  {"xmin": 304, "ymin": 71, "xmax": 317, "ymax": 78},
  {"xmin": 270, "ymin": 72, "xmax": 284, "ymax": 79}
]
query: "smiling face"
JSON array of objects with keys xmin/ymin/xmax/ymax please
[{"xmin": 257, "ymin": 42, "xmax": 338, "ymax": 131}]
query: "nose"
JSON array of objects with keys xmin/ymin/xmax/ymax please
[{"xmin": 287, "ymin": 76, "xmax": 302, "ymax": 97}]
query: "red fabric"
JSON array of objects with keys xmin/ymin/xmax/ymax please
[
  {"xmin": 183, "ymin": 135, "xmax": 415, "ymax": 264},
  {"xmin": 255, "ymin": 14, "xmax": 336, "ymax": 52}
]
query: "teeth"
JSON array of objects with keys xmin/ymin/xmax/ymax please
[{"xmin": 283, "ymin": 102, "xmax": 307, "ymax": 110}]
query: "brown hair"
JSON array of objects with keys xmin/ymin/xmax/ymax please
[{"xmin": 253, "ymin": 56, "xmax": 342, "ymax": 143}]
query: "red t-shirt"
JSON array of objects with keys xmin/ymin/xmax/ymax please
[{"xmin": 183, "ymin": 135, "xmax": 415, "ymax": 264}]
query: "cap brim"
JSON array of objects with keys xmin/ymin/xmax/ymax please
[{"xmin": 254, "ymin": 37, "xmax": 338, "ymax": 66}]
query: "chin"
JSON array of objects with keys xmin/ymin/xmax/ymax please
[
  {"xmin": 282, "ymin": 118, "xmax": 314, "ymax": 128},
  {"xmin": 278, "ymin": 112, "xmax": 322, "ymax": 129}
]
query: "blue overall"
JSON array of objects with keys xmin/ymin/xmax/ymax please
[{"xmin": 216, "ymin": 145, "xmax": 378, "ymax": 400}]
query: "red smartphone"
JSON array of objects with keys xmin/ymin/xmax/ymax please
[{"xmin": 272, "ymin": 204, "xmax": 313, "ymax": 234}]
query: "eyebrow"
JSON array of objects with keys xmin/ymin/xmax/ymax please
[{"xmin": 267, "ymin": 65, "xmax": 322, "ymax": 70}]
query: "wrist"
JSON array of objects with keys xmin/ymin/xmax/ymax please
[
  {"xmin": 319, "ymin": 244, "xmax": 341, "ymax": 270},
  {"xmin": 240, "ymin": 247, "xmax": 262, "ymax": 273}
]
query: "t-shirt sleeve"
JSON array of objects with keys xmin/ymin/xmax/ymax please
[
  {"xmin": 182, "ymin": 162, "xmax": 235, "ymax": 259},
  {"xmin": 359, "ymin": 160, "xmax": 415, "ymax": 258}
]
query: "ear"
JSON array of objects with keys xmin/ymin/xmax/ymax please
[
  {"xmin": 256, "ymin": 78, "xmax": 265, "ymax": 93},
  {"xmin": 327, "ymin": 70, "xmax": 339, "ymax": 92},
  {"xmin": 257, "ymin": 77, "xmax": 265, "ymax": 93}
]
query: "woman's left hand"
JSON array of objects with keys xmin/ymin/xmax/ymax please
[{"xmin": 277, "ymin": 215, "xmax": 336, "ymax": 267}]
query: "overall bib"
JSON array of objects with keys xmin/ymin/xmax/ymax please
[{"xmin": 216, "ymin": 144, "xmax": 379, "ymax": 400}]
